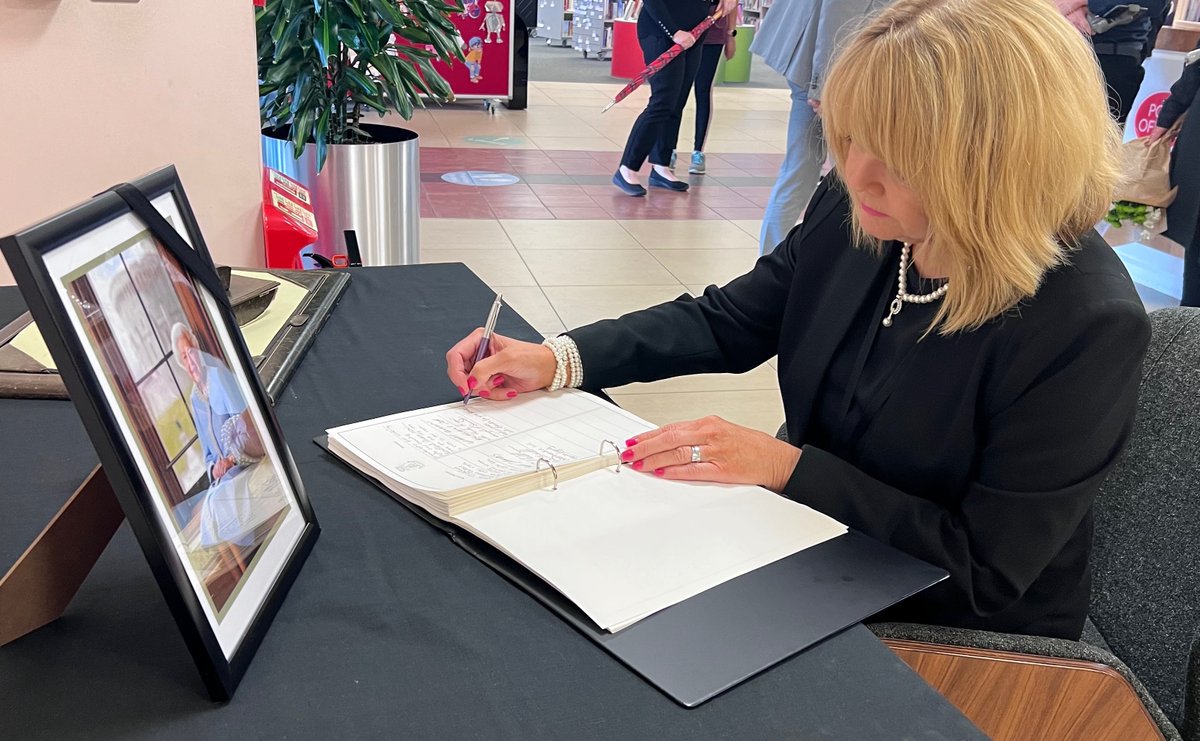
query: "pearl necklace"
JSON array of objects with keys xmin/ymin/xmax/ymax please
[{"xmin": 881, "ymin": 243, "xmax": 949, "ymax": 327}]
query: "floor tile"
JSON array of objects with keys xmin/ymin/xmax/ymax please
[
  {"xmin": 421, "ymin": 219, "xmax": 514, "ymax": 249},
  {"xmin": 607, "ymin": 389, "xmax": 786, "ymax": 435},
  {"xmin": 542, "ymin": 284, "xmax": 688, "ymax": 327},
  {"xmin": 649, "ymin": 248, "xmax": 760, "ymax": 285},
  {"xmin": 421, "ymin": 248, "xmax": 538, "ymax": 287},
  {"xmin": 500, "ymin": 219, "xmax": 641, "ymax": 249},
  {"xmin": 729, "ymin": 219, "xmax": 764, "ymax": 239},
  {"xmin": 492, "ymin": 286, "xmax": 566, "ymax": 334},
  {"xmin": 530, "ymin": 136, "xmax": 622, "ymax": 151},
  {"xmin": 522, "ymin": 249, "xmax": 678, "ymax": 286},
  {"xmin": 612, "ymin": 361, "xmax": 779, "ymax": 394},
  {"xmin": 618, "ymin": 220, "xmax": 759, "ymax": 250}
]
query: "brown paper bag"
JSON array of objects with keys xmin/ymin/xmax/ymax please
[{"xmin": 1114, "ymin": 122, "xmax": 1182, "ymax": 208}]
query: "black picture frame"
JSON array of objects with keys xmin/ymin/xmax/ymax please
[{"xmin": 0, "ymin": 165, "xmax": 319, "ymax": 701}]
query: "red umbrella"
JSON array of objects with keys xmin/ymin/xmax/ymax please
[{"xmin": 602, "ymin": 12, "xmax": 725, "ymax": 114}]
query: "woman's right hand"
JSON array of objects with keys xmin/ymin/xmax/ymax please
[
  {"xmin": 673, "ymin": 30, "xmax": 697, "ymax": 49},
  {"xmin": 446, "ymin": 329, "xmax": 558, "ymax": 400},
  {"xmin": 1147, "ymin": 126, "xmax": 1170, "ymax": 144}
]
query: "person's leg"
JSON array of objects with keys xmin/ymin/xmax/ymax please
[
  {"xmin": 1095, "ymin": 53, "xmax": 1145, "ymax": 125},
  {"xmin": 759, "ymin": 82, "xmax": 824, "ymax": 254},
  {"xmin": 618, "ymin": 30, "xmax": 682, "ymax": 186},
  {"xmin": 1182, "ymin": 227, "xmax": 1200, "ymax": 307},
  {"xmin": 650, "ymin": 43, "xmax": 705, "ymax": 180},
  {"xmin": 693, "ymin": 44, "xmax": 723, "ymax": 152}
]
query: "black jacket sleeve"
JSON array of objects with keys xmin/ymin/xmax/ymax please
[
  {"xmin": 567, "ymin": 239, "xmax": 795, "ymax": 390},
  {"xmin": 1157, "ymin": 46, "xmax": 1200, "ymax": 130},
  {"xmin": 782, "ymin": 296, "xmax": 1150, "ymax": 619}
]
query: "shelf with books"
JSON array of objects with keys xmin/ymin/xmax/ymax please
[
  {"xmin": 537, "ymin": 0, "xmax": 576, "ymax": 46},
  {"xmin": 739, "ymin": 0, "xmax": 770, "ymax": 30},
  {"xmin": 572, "ymin": 0, "xmax": 617, "ymax": 58}
]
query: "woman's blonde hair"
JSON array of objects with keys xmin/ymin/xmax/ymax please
[{"xmin": 821, "ymin": 0, "xmax": 1123, "ymax": 333}]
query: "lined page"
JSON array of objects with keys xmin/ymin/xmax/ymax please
[
  {"xmin": 327, "ymin": 389, "xmax": 654, "ymax": 493},
  {"xmin": 453, "ymin": 470, "xmax": 849, "ymax": 631}
]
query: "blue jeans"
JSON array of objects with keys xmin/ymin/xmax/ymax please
[{"xmin": 760, "ymin": 82, "xmax": 825, "ymax": 255}]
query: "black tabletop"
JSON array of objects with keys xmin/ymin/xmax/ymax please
[{"xmin": 0, "ymin": 265, "xmax": 983, "ymax": 740}]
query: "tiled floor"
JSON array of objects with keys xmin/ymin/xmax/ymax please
[{"xmin": 408, "ymin": 80, "xmax": 1184, "ymax": 434}]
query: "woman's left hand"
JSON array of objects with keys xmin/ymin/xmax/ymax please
[
  {"xmin": 620, "ymin": 416, "xmax": 802, "ymax": 492},
  {"xmin": 724, "ymin": 38, "xmax": 736, "ymax": 60}
]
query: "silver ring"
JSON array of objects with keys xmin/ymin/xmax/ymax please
[{"xmin": 690, "ymin": 445, "xmax": 702, "ymax": 463}]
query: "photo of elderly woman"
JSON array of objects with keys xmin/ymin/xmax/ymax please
[{"xmin": 66, "ymin": 232, "xmax": 290, "ymax": 615}]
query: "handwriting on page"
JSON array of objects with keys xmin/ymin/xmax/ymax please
[{"xmin": 331, "ymin": 391, "xmax": 654, "ymax": 492}]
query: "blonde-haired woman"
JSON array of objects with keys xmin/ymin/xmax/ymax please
[{"xmin": 445, "ymin": 0, "xmax": 1149, "ymax": 639}]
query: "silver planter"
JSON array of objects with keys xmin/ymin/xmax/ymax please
[{"xmin": 261, "ymin": 123, "xmax": 420, "ymax": 266}]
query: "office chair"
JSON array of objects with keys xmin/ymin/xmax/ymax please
[{"xmin": 780, "ymin": 308, "xmax": 1200, "ymax": 740}]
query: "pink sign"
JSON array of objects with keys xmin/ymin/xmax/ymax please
[
  {"xmin": 1133, "ymin": 92, "xmax": 1171, "ymax": 138},
  {"xmin": 433, "ymin": 0, "xmax": 515, "ymax": 98}
]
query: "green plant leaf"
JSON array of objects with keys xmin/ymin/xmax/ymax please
[
  {"xmin": 291, "ymin": 106, "xmax": 315, "ymax": 158},
  {"xmin": 270, "ymin": 5, "xmax": 291, "ymax": 45},
  {"xmin": 290, "ymin": 68, "xmax": 312, "ymax": 115},
  {"xmin": 369, "ymin": 0, "xmax": 408, "ymax": 26},
  {"xmin": 369, "ymin": 52, "xmax": 412, "ymax": 118},
  {"xmin": 315, "ymin": 108, "xmax": 330, "ymax": 172},
  {"xmin": 351, "ymin": 90, "xmax": 388, "ymax": 115},
  {"xmin": 416, "ymin": 56, "xmax": 453, "ymax": 98},
  {"xmin": 343, "ymin": 65, "xmax": 380, "ymax": 97},
  {"xmin": 314, "ymin": 13, "xmax": 337, "ymax": 67},
  {"xmin": 274, "ymin": 11, "xmax": 308, "ymax": 61}
]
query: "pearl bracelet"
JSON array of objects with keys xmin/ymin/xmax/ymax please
[{"xmin": 543, "ymin": 336, "xmax": 583, "ymax": 391}]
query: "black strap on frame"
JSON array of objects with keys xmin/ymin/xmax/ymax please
[{"xmin": 108, "ymin": 183, "xmax": 231, "ymax": 310}]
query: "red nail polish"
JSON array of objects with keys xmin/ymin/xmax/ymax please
[
  {"xmin": 467, "ymin": 377, "xmax": 478, "ymax": 389},
  {"xmin": 479, "ymin": 389, "xmax": 490, "ymax": 397},
  {"xmin": 494, "ymin": 374, "xmax": 505, "ymax": 385},
  {"xmin": 458, "ymin": 386, "xmax": 466, "ymax": 395},
  {"xmin": 620, "ymin": 448, "xmax": 634, "ymax": 461},
  {"xmin": 506, "ymin": 391, "xmax": 517, "ymax": 398},
  {"xmin": 625, "ymin": 438, "xmax": 638, "ymax": 447},
  {"xmin": 653, "ymin": 468, "xmax": 664, "ymax": 477},
  {"xmin": 632, "ymin": 460, "xmax": 643, "ymax": 470}
]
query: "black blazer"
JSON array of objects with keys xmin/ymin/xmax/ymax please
[
  {"xmin": 568, "ymin": 179, "xmax": 1150, "ymax": 639},
  {"xmin": 639, "ymin": 0, "xmax": 714, "ymax": 38}
]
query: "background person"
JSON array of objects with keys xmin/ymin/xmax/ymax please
[
  {"xmin": 1149, "ymin": 41, "xmax": 1200, "ymax": 306},
  {"xmin": 449, "ymin": 0, "xmax": 1148, "ymax": 640},
  {"xmin": 752, "ymin": 0, "xmax": 1094, "ymax": 255},
  {"xmin": 613, "ymin": 0, "xmax": 738, "ymax": 196},
  {"xmin": 1089, "ymin": 0, "xmax": 1170, "ymax": 124},
  {"xmin": 750, "ymin": 0, "xmax": 891, "ymax": 254},
  {"xmin": 681, "ymin": 11, "xmax": 737, "ymax": 175}
]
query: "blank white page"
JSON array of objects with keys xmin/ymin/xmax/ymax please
[
  {"xmin": 453, "ymin": 469, "xmax": 848, "ymax": 631},
  {"xmin": 327, "ymin": 390, "xmax": 654, "ymax": 492}
]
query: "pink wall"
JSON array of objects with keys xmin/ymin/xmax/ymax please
[{"xmin": 0, "ymin": 0, "xmax": 265, "ymax": 285}]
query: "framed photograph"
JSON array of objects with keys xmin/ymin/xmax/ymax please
[{"xmin": 0, "ymin": 166, "xmax": 319, "ymax": 700}]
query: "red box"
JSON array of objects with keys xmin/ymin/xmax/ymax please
[
  {"xmin": 262, "ymin": 169, "xmax": 318, "ymax": 270},
  {"xmin": 611, "ymin": 19, "xmax": 644, "ymax": 80}
]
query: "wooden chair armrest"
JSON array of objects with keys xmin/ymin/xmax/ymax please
[{"xmin": 882, "ymin": 638, "xmax": 1164, "ymax": 741}]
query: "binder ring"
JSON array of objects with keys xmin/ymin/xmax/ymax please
[
  {"xmin": 536, "ymin": 457, "xmax": 559, "ymax": 491},
  {"xmin": 599, "ymin": 440, "xmax": 621, "ymax": 473}
]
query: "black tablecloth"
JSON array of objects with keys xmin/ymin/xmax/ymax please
[{"xmin": 0, "ymin": 265, "xmax": 982, "ymax": 740}]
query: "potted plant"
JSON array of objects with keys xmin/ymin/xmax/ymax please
[{"xmin": 257, "ymin": 0, "xmax": 464, "ymax": 265}]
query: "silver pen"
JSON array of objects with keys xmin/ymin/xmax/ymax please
[{"xmin": 464, "ymin": 292, "xmax": 504, "ymax": 405}]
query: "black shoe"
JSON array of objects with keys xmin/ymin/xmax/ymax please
[
  {"xmin": 648, "ymin": 169, "xmax": 689, "ymax": 192},
  {"xmin": 612, "ymin": 171, "xmax": 647, "ymax": 197}
]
